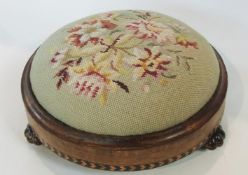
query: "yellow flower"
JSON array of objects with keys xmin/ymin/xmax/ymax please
[{"xmin": 176, "ymin": 35, "xmax": 198, "ymax": 49}]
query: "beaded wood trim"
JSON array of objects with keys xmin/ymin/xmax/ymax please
[{"xmin": 39, "ymin": 137, "xmax": 206, "ymax": 171}]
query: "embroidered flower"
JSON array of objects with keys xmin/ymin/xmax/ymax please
[
  {"xmin": 52, "ymin": 56, "xmax": 83, "ymax": 90},
  {"xmin": 67, "ymin": 20, "xmax": 117, "ymax": 47},
  {"xmin": 50, "ymin": 11, "xmax": 198, "ymax": 105},
  {"xmin": 176, "ymin": 35, "xmax": 198, "ymax": 49},
  {"xmin": 71, "ymin": 60, "xmax": 117, "ymax": 105},
  {"xmin": 132, "ymin": 47, "xmax": 171, "ymax": 80},
  {"xmin": 126, "ymin": 20, "xmax": 176, "ymax": 44}
]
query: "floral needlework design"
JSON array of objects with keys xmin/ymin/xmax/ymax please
[{"xmin": 50, "ymin": 11, "xmax": 199, "ymax": 105}]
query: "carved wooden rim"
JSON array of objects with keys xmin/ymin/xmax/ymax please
[{"xmin": 21, "ymin": 46, "xmax": 228, "ymax": 148}]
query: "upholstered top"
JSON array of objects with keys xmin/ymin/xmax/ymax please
[{"xmin": 30, "ymin": 10, "xmax": 220, "ymax": 136}]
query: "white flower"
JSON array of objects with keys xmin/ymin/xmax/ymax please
[
  {"xmin": 78, "ymin": 22, "xmax": 108, "ymax": 43},
  {"xmin": 67, "ymin": 21, "xmax": 108, "ymax": 47},
  {"xmin": 67, "ymin": 17, "xmax": 118, "ymax": 48},
  {"xmin": 126, "ymin": 20, "xmax": 176, "ymax": 44}
]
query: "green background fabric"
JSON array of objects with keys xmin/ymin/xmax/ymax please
[{"xmin": 30, "ymin": 10, "xmax": 220, "ymax": 136}]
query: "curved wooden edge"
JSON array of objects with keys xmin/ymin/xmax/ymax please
[{"xmin": 21, "ymin": 46, "xmax": 228, "ymax": 148}]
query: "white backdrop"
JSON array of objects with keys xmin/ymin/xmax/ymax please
[{"xmin": 0, "ymin": 0, "xmax": 247, "ymax": 175}]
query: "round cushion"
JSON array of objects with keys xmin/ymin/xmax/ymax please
[{"xmin": 30, "ymin": 10, "xmax": 220, "ymax": 136}]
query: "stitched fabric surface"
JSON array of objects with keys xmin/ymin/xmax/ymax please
[{"xmin": 30, "ymin": 10, "xmax": 220, "ymax": 136}]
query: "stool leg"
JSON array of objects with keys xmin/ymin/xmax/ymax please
[
  {"xmin": 24, "ymin": 124, "xmax": 42, "ymax": 145},
  {"xmin": 201, "ymin": 125, "xmax": 225, "ymax": 150}
]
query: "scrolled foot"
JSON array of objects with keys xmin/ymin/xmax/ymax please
[
  {"xmin": 201, "ymin": 125, "xmax": 225, "ymax": 150},
  {"xmin": 24, "ymin": 124, "xmax": 42, "ymax": 145}
]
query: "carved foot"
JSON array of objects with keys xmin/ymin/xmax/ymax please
[
  {"xmin": 24, "ymin": 124, "xmax": 42, "ymax": 145},
  {"xmin": 201, "ymin": 125, "xmax": 225, "ymax": 150}
]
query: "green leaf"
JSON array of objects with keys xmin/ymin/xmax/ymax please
[
  {"xmin": 110, "ymin": 29, "xmax": 122, "ymax": 35},
  {"xmin": 162, "ymin": 74, "xmax": 177, "ymax": 79},
  {"xmin": 112, "ymin": 80, "xmax": 129, "ymax": 93}
]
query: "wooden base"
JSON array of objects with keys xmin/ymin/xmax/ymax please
[
  {"xmin": 22, "ymin": 47, "xmax": 228, "ymax": 171},
  {"xmin": 24, "ymin": 124, "xmax": 225, "ymax": 171}
]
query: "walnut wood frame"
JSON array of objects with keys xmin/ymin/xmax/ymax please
[{"xmin": 22, "ymin": 47, "xmax": 227, "ymax": 171}]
